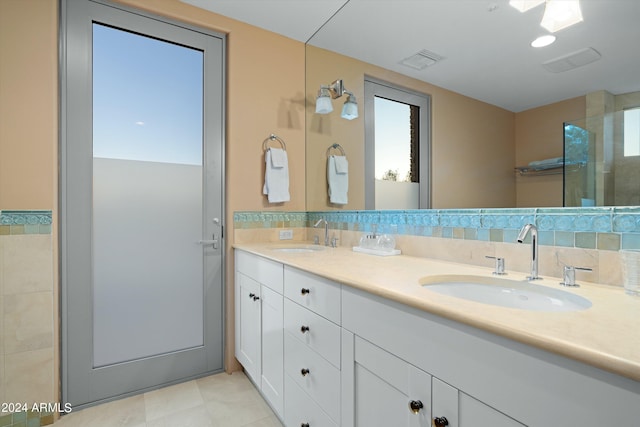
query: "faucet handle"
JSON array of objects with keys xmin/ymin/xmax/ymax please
[
  {"xmin": 485, "ymin": 256, "xmax": 506, "ymax": 275},
  {"xmin": 560, "ymin": 265, "xmax": 592, "ymax": 287},
  {"xmin": 331, "ymin": 235, "xmax": 339, "ymax": 248}
]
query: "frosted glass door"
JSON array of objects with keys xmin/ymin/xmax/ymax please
[{"xmin": 92, "ymin": 24, "xmax": 205, "ymax": 367}]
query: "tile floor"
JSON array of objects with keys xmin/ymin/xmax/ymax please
[{"xmin": 53, "ymin": 371, "xmax": 283, "ymax": 427}]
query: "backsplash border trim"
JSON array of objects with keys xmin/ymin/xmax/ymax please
[{"xmin": 234, "ymin": 208, "xmax": 640, "ymax": 251}]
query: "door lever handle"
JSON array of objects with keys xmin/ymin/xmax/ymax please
[{"xmin": 198, "ymin": 237, "xmax": 219, "ymax": 249}]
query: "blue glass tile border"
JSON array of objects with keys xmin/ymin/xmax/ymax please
[
  {"xmin": 0, "ymin": 210, "xmax": 53, "ymax": 235},
  {"xmin": 234, "ymin": 207, "xmax": 640, "ymax": 250}
]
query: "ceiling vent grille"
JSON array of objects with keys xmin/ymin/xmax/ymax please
[
  {"xmin": 400, "ymin": 49, "xmax": 445, "ymax": 70},
  {"xmin": 542, "ymin": 47, "xmax": 602, "ymax": 73}
]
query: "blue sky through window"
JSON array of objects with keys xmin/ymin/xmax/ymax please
[
  {"xmin": 93, "ymin": 24, "xmax": 203, "ymax": 165},
  {"xmin": 374, "ymin": 97, "xmax": 412, "ymax": 181}
]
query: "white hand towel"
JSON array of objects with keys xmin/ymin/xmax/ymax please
[
  {"xmin": 334, "ymin": 155, "xmax": 349, "ymax": 174},
  {"xmin": 270, "ymin": 147, "xmax": 287, "ymax": 168},
  {"xmin": 328, "ymin": 155, "xmax": 348, "ymax": 205},
  {"xmin": 263, "ymin": 148, "xmax": 290, "ymax": 203}
]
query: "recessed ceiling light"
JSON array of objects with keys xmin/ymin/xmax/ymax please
[{"xmin": 531, "ymin": 35, "xmax": 557, "ymax": 48}]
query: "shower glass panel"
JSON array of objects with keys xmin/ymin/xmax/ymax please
[
  {"xmin": 92, "ymin": 24, "xmax": 204, "ymax": 367},
  {"xmin": 564, "ymin": 109, "xmax": 640, "ymax": 207}
]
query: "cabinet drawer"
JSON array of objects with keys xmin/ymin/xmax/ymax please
[
  {"xmin": 284, "ymin": 298, "xmax": 341, "ymax": 368},
  {"xmin": 284, "ymin": 267, "xmax": 341, "ymax": 323},
  {"xmin": 285, "ymin": 375, "xmax": 338, "ymax": 427},
  {"xmin": 285, "ymin": 333, "xmax": 340, "ymax": 421},
  {"xmin": 236, "ymin": 250, "xmax": 283, "ymax": 293}
]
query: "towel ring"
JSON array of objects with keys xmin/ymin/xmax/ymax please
[
  {"xmin": 262, "ymin": 134, "xmax": 287, "ymax": 151},
  {"xmin": 326, "ymin": 143, "xmax": 346, "ymax": 157}
]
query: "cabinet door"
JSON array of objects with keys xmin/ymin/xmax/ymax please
[
  {"xmin": 353, "ymin": 337, "xmax": 431, "ymax": 427},
  {"xmin": 261, "ymin": 284, "xmax": 283, "ymax": 418},
  {"xmin": 235, "ymin": 272, "xmax": 261, "ymax": 382},
  {"xmin": 459, "ymin": 393, "xmax": 525, "ymax": 427}
]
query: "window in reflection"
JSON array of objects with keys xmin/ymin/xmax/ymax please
[
  {"xmin": 365, "ymin": 79, "xmax": 430, "ymax": 210},
  {"xmin": 624, "ymin": 108, "xmax": 640, "ymax": 157}
]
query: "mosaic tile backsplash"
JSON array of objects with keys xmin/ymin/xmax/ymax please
[
  {"xmin": 0, "ymin": 211, "xmax": 52, "ymax": 235},
  {"xmin": 234, "ymin": 207, "xmax": 640, "ymax": 251}
]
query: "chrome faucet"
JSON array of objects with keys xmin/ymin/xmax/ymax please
[
  {"xmin": 517, "ymin": 223, "xmax": 540, "ymax": 280},
  {"xmin": 313, "ymin": 218, "xmax": 329, "ymax": 246}
]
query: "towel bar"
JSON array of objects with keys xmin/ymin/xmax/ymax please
[
  {"xmin": 262, "ymin": 134, "xmax": 287, "ymax": 151},
  {"xmin": 326, "ymin": 143, "xmax": 346, "ymax": 157}
]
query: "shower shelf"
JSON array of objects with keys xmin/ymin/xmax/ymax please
[{"xmin": 514, "ymin": 165, "xmax": 563, "ymax": 176}]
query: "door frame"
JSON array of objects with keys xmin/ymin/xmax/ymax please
[{"xmin": 59, "ymin": 0, "xmax": 227, "ymax": 409}]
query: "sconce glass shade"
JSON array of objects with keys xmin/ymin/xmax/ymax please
[
  {"xmin": 315, "ymin": 86, "xmax": 333, "ymax": 114},
  {"xmin": 541, "ymin": 0, "xmax": 583, "ymax": 32},
  {"xmin": 509, "ymin": 0, "xmax": 545, "ymax": 12},
  {"xmin": 341, "ymin": 93, "xmax": 358, "ymax": 120}
]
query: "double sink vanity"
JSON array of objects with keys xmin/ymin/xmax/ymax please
[{"xmin": 234, "ymin": 242, "xmax": 640, "ymax": 426}]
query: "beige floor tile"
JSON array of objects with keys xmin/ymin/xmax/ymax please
[
  {"xmin": 242, "ymin": 415, "xmax": 284, "ymax": 427},
  {"xmin": 58, "ymin": 394, "xmax": 146, "ymax": 427},
  {"xmin": 196, "ymin": 371, "xmax": 255, "ymax": 403},
  {"xmin": 206, "ymin": 392, "xmax": 273, "ymax": 427},
  {"xmin": 53, "ymin": 372, "xmax": 283, "ymax": 427},
  {"xmin": 144, "ymin": 380, "xmax": 204, "ymax": 422},
  {"xmin": 145, "ymin": 404, "xmax": 214, "ymax": 427}
]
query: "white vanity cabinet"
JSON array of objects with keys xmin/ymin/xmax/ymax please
[
  {"xmin": 342, "ymin": 286, "xmax": 640, "ymax": 427},
  {"xmin": 235, "ymin": 251, "xmax": 284, "ymax": 418},
  {"xmin": 283, "ymin": 266, "xmax": 342, "ymax": 427},
  {"xmin": 343, "ymin": 333, "xmax": 524, "ymax": 427}
]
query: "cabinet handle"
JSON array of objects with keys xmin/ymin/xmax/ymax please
[
  {"xmin": 301, "ymin": 288, "xmax": 310, "ymax": 295},
  {"xmin": 433, "ymin": 416, "xmax": 449, "ymax": 426},
  {"xmin": 301, "ymin": 368, "xmax": 310, "ymax": 377},
  {"xmin": 253, "ymin": 295, "xmax": 260, "ymax": 301},
  {"xmin": 301, "ymin": 424, "xmax": 310, "ymax": 427},
  {"xmin": 248, "ymin": 293, "xmax": 255, "ymax": 299},
  {"xmin": 300, "ymin": 325, "xmax": 310, "ymax": 333},
  {"xmin": 409, "ymin": 400, "xmax": 424, "ymax": 414}
]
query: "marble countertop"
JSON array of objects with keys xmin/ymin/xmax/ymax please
[{"xmin": 234, "ymin": 242, "xmax": 640, "ymax": 382}]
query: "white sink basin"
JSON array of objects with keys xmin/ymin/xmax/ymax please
[
  {"xmin": 421, "ymin": 275, "xmax": 591, "ymax": 312},
  {"xmin": 271, "ymin": 244, "xmax": 325, "ymax": 253}
]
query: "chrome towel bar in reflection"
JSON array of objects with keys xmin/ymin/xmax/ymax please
[
  {"xmin": 262, "ymin": 134, "xmax": 287, "ymax": 151},
  {"xmin": 326, "ymin": 143, "xmax": 346, "ymax": 157}
]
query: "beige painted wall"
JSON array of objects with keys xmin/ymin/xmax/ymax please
[
  {"xmin": 0, "ymin": 0, "xmax": 58, "ymax": 209},
  {"xmin": 306, "ymin": 45, "xmax": 516, "ymax": 210},
  {"xmin": 514, "ymin": 96, "xmax": 586, "ymax": 207}
]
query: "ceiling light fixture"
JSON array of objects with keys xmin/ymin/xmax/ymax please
[
  {"xmin": 315, "ymin": 79, "xmax": 358, "ymax": 120},
  {"xmin": 531, "ymin": 34, "xmax": 556, "ymax": 48},
  {"xmin": 540, "ymin": 0, "xmax": 583, "ymax": 32},
  {"xmin": 509, "ymin": 0, "xmax": 545, "ymax": 13}
]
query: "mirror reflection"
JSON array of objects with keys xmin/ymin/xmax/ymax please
[{"xmin": 305, "ymin": 0, "xmax": 640, "ymax": 210}]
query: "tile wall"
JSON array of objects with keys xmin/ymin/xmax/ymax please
[
  {"xmin": 0, "ymin": 211, "xmax": 55, "ymax": 426},
  {"xmin": 234, "ymin": 207, "xmax": 640, "ymax": 286}
]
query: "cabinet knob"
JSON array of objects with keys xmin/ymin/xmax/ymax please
[
  {"xmin": 248, "ymin": 293, "xmax": 255, "ymax": 299},
  {"xmin": 409, "ymin": 400, "xmax": 424, "ymax": 414},
  {"xmin": 301, "ymin": 288, "xmax": 310, "ymax": 295},
  {"xmin": 433, "ymin": 416, "xmax": 449, "ymax": 426},
  {"xmin": 301, "ymin": 424, "xmax": 310, "ymax": 427},
  {"xmin": 300, "ymin": 325, "xmax": 310, "ymax": 333},
  {"xmin": 301, "ymin": 368, "xmax": 310, "ymax": 377},
  {"xmin": 252, "ymin": 295, "xmax": 260, "ymax": 301}
]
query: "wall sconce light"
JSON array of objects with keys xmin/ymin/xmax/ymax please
[
  {"xmin": 341, "ymin": 92, "xmax": 358, "ymax": 120},
  {"xmin": 315, "ymin": 79, "xmax": 358, "ymax": 120}
]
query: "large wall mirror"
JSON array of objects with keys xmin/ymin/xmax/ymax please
[{"xmin": 305, "ymin": 0, "xmax": 640, "ymax": 211}]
